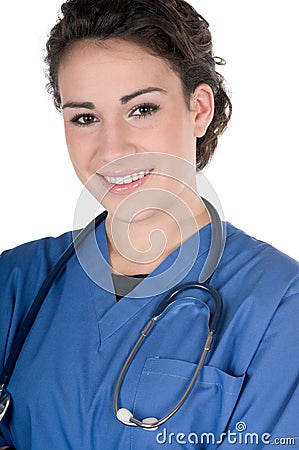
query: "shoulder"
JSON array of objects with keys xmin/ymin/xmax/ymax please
[
  {"xmin": 0, "ymin": 229, "xmax": 80, "ymax": 317},
  {"xmin": 0, "ymin": 231, "xmax": 74, "ymax": 364},
  {"xmin": 0, "ymin": 230, "xmax": 74, "ymax": 284},
  {"xmin": 213, "ymin": 223, "xmax": 299, "ymax": 377},
  {"xmin": 218, "ymin": 223, "xmax": 299, "ymax": 314},
  {"xmin": 224, "ymin": 222, "xmax": 299, "ymax": 280}
]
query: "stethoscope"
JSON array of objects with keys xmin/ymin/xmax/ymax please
[{"xmin": 0, "ymin": 197, "xmax": 225, "ymax": 430}]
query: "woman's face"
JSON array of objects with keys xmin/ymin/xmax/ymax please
[{"xmin": 58, "ymin": 39, "xmax": 213, "ymax": 220}]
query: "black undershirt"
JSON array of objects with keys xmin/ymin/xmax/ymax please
[{"xmin": 111, "ymin": 273, "xmax": 148, "ymax": 301}]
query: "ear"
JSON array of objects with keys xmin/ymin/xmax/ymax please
[{"xmin": 190, "ymin": 84, "xmax": 214, "ymax": 138}]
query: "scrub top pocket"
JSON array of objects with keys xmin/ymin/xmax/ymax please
[{"xmin": 130, "ymin": 357, "xmax": 245, "ymax": 449}]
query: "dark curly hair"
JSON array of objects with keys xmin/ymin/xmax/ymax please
[{"xmin": 45, "ymin": 0, "xmax": 232, "ymax": 169}]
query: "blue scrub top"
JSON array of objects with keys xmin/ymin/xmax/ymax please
[{"xmin": 0, "ymin": 220, "xmax": 298, "ymax": 449}]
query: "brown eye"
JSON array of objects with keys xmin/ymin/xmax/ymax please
[
  {"xmin": 70, "ymin": 113, "xmax": 98, "ymax": 126},
  {"xmin": 130, "ymin": 103, "xmax": 160, "ymax": 118}
]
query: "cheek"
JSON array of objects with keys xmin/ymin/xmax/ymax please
[
  {"xmin": 158, "ymin": 114, "xmax": 196, "ymax": 160},
  {"xmin": 65, "ymin": 128, "xmax": 96, "ymax": 167}
]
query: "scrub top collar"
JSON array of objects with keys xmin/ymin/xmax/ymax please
[{"xmin": 86, "ymin": 216, "xmax": 218, "ymax": 342}]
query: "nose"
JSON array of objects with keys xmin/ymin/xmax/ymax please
[{"xmin": 98, "ymin": 119, "xmax": 136, "ymax": 164}]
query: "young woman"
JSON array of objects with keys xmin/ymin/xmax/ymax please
[{"xmin": 0, "ymin": 0, "xmax": 298, "ymax": 448}]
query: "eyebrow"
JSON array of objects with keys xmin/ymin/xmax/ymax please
[
  {"xmin": 120, "ymin": 87, "xmax": 167, "ymax": 104},
  {"xmin": 62, "ymin": 87, "xmax": 167, "ymax": 110},
  {"xmin": 62, "ymin": 101, "xmax": 95, "ymax": 110}
]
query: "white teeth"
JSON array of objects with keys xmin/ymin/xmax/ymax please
[
  {"xmin": 103, "ymin": 170, "xmax": 150, "ymax": 185},
  {"xmin": 124, "ymin": 175, "xmax": 133, "ymax": 184}
]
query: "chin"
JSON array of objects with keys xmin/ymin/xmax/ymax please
[{"xmin": 109, "ymin": 208, "xmax": 159, "ymax": 224}]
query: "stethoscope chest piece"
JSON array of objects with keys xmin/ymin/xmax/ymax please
[{"xmin": 117, "ymin": 408, "xmax": 158, "ymax": 431}]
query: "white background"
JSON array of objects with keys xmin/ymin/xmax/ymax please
[{"xmin": 0, "ymin": 1, "xmax": 298, "ymax": 259}]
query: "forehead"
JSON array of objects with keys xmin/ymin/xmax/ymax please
[{"xmin": 58, "ymin": 39, "xmax": 182, "ymax": 100}]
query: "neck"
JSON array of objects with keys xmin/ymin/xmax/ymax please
[{"xmin": 105, "ymin": 185, "xmax": 210, "ymax": 275}]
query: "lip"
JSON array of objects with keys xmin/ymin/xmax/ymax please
[{"xmin": 97, "ymin": 169, "xmax": 153, "ymax": 195}]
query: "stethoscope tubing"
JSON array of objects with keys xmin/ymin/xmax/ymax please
[
  {"xmin": 152, "ymin": 281, "xmax": 222, "ymax": 332},
  {"xmin": 113, "ymin": 281, "xmax": 222, "ymax": 429},
  {"xmin": 0, "ymin": 197, "xmax": 225, "ymax": 429}
]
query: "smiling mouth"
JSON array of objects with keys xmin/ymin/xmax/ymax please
[{"xmin": 102, "ymin": 169, "xmax": 152, "ymax": 185}]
